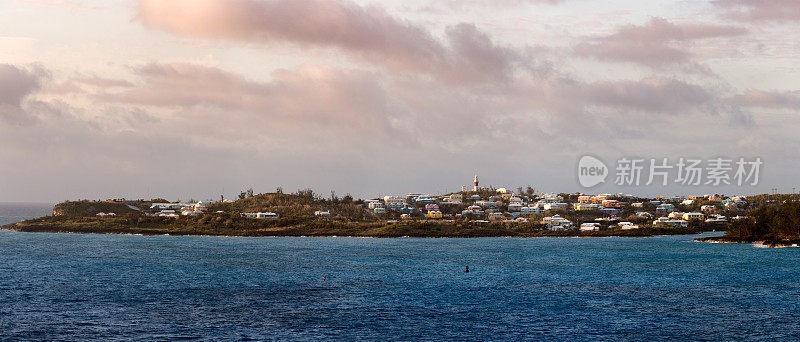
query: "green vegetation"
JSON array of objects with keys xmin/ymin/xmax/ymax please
[
  {"xmin": 5, "ymin": 214, "xmax": 702, "ymax": 238},
  {"xmin": 698, "ymin": 202, "xmax": 800, "ymax": 247},
  {"xmin": 3, "ymin": 191, "xmax": 710, "ymax": 238},
  {"xmin": 52, "ymin": 200, "xmax": 148, "ymax": 216}
]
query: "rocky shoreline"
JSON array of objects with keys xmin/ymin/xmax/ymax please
[
  {"xmin": 695, "ymin": 236, "xmax": 800, "ymax": 248},
  {"xmin": 3, "ymin": 216, "xmax": 705, "ymax": 239}
]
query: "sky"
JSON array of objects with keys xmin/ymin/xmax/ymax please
[{"xmin": 1, "ymin": 0, "xmax": 800, "ymax": 202}]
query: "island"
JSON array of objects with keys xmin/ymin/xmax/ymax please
[
  {"xmin": 696, "ymin": 199, "xmax": 800, "ymax": 247},
  {"xmin": 3, "ymin": 189, "xmax": 749, "ymax": 238}
]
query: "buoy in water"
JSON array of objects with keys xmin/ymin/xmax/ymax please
[{"xmin": 465, "ymin": 266, "xmax": 469, "ymax": 273}]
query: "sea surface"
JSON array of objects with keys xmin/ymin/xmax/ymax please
[
  {"xmin": 0, "ymin": 202, "xmax": 53, "ymax": 226},
  {"xmin": 1, "ymin": 205, "xmax": 799, "ymax": 341}
]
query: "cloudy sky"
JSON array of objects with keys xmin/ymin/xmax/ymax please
[{"xmin": 1, "ymin": 0, "xmax": 799, "ymax": 202}]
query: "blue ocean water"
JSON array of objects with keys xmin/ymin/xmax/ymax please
[
  {"xmin": 0, "ymin": 202, "xmax": 53, "ymax": 226},
  {"xmin": 1, "ymin": 207, "xmax": 800, "ymax": 340}
]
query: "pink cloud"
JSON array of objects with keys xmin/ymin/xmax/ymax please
[
  {"xmin": 730, "ymin": 90, "xmax": 800, "ymax": 108},
  {"xmin": 583, "ymin": 77, "xmax": 713, "ymax": 112},
  {"xmin": 714, "ymin": 0, "xmax": 800, "ymax": 22},
  {"xmin": 574, "ymin": 17, "xmax": 747, "ymax": 69},
  {"xmin": 136, "ymin": 0, "xmax": 520, "ymax": 83},
  {"xmin": 95, "ymin": 63, "xmax": 406, "ymax": 141}
]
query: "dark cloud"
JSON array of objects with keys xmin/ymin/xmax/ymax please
[{"xmin": 0, "ymin": 64, "xmax": 47, "ymax": 124}]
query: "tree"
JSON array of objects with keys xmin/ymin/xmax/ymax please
[
  {"xmin": 276, "ymin": 187, "xmax": 283, "ymax": 194},
  {"xmin": 238, "ymin": 188, "xmax": 254, "ymax": 200},
  {"xmin": 526, "ymin": 186, "xmax": 535, "ymax": 196},
  {"xmin": 297, "ymin": 188, "xmax": 314, "ymax": 200},
  {"xmin": 342, "ymin": 194, "xmax": 353, "ymax": 204}
]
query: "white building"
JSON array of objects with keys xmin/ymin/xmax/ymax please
[
  {"xmin": 682, "ymin": 212, "xmax": 704, "ymax": 221},
  {"xmin": 488, "ymin": 212, "xmax": 505, "ymax": 221},
  {"xmin": 367, "ymin": 201, "xmax": 385, "ymax": 210},
  {"xmin": 521, "ymin": 206, "xmax": 543, "ymax": 215},
  {"xmin": 580, "ymin": 223, "xmax": 600, "ymax": 231},
  {"xmin": 701, "ymin": 205, "xmax": 716, "ymax": 212},
  {"xmin": 656, "ymin": 204, "xmax": 676, "ymax": 213},
  {"xmin": 383, "ymin": 196, "xmax": 406, "ymax": 210},
  {"xmin": 652, "ymin": 217, "xmax": 688, "ymax": 228},
  {"xmin": 542, "ymin": 215, "xmax": 573, "ymax": 230},
  {"xmin": 242, "ymin": 212, "xmax": 279, "ymax": 219},
  {"xmin": 543, "ymin": 203, "xmax": 568, "ymax": 211},
  {"xmin": 508, "ymin": 203, "xmax": 523, "ymax": 212}
]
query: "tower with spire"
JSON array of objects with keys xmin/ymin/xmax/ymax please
[{"xmin": 473, "ymin": 174, "xmax": 479, "ymax": 192}]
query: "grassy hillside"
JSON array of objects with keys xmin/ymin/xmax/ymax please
[
  {"xmin": 210, "ymin": 192, "xmax": 369, "ymax": 221},
  {"xmin": 698, "ymin": 201, "xmax": 800, "ymax": 246},
  {"xmin": 5, "ymin": 214, "xmax": 701, "ymax": 238},
  {"xmin": 52, "ymin": 200, "xmax": 147, "ymax": 217}
]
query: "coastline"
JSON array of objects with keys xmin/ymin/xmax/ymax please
[
  {"xmin": 2, "ymin": 218, "xmax": 710, "ymax": 239},
  {"xmin": 695, "ymin": 236, "xmax": 800, "ymax": 248}
]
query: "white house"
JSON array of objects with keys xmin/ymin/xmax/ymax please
[
  {"xmin": 656, "ymin": 204, "xmax": 676, "ymax": 213},
  {"xmin": 256, "ymin": 212, "xmax": 279, "ymax": 219},
  {"xmin": 367, "ymin": 201, "xmax": 385, "ymax": 210},
  {"xmin": 542, "ymin": 215, "xmax": 573, "ymax": 230},
  {"xmin": 543, "ymin": 203, "xmax": 568, "ymax": 211},
  {"xmin": 242, "ymin": 212, "xmax": 279, "ymax": 219},
  {"xmin": 682, "ymin": 212, "xmax": 704, "ymax": 221},
  {"xmin": 580, "ymin": 223, "xmax": 600, "ymax": 231},
  {"xmin": 668, "ymin": 211, "xmax": 686, "ymax": 219},
  {"xmin": 315, "ymin": 210, "xmax": 331, "ymax": 217},
  {"xmin": 157, "ymin": 210, "xmax": 179, "ymax": 218},
  {"xmin": 521, "ymin": 206, "xmax": 543, "ymax": 215},
  {"xmin": 652, "ymin": 217, "xmax": 688, "ymax": 228},
  {"xmin": 488, "ymin": 212, "xmax": 505, "ymax": 221},
  {"xmin": 701, "ymin": 205, "xmax": 716, "ymax": 212},
  {"xmin": 383, "ymin": 196, "xmax": 406, "ymax": 210},
  {"xmin": 705, "ymin": 215, "xmax": 728, "ymax": 224}
]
